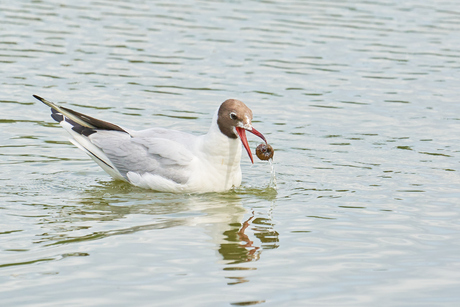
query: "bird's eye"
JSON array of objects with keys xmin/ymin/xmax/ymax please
[{"xmin": 230, "ymin": 113, "xmax": 238, "ymax": 120}]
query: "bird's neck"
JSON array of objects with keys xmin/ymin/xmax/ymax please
[{"xmin": 200, "ymin": 111, "xmax": 242, "ymax": 168}]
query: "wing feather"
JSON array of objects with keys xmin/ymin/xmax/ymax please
[
  {"xmin": 35, "ymin": 95, "xmax": 197, "ymax": 186},
  {"xmin": 90, "ymin": 130, "xmax": 195, "ymax": 184}
]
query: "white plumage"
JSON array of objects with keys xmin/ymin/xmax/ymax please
[{"xmin": 34, "ymin": 95, "xmax": 267, "ymax": 193}]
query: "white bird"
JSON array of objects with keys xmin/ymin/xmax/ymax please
[{"xmin": 34, "ymin": 95, "xmax": 268, "ymax": 193}]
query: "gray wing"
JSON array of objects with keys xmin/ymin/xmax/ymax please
[{"xmin": 90, "ymin": 129, "xmax": 196, "ymax": 184}]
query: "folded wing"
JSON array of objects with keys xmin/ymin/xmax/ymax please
[
  {"xmin": 90, "ymin": 130, "xmax": 195, "ymax": 184},
  {"xmin": 34, "ymin": 95, "xmax": 195, "ymax": 184}
]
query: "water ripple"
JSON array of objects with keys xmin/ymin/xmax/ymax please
[{"xmin": 1, "ymin": 0, "xmax": 460, "ymax": 305}]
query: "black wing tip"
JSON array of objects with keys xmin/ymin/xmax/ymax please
[
  {"xmin": 51, "ymin": 112, "xmax": 64, "ymax": 122},
  {"xmin": 72, "ymin": 125, "xmax": 96, "ymax": 136},
  {"xmin": 50, "ymin": 108, "xmax": 96, "ymax": 136},
  {"xmin": 35, "ymin": 94, "xmax": 129, "ymax": 135},
  {"xmin": 33, "ymin": 94, "xmax": 44, "ymax": 101}
]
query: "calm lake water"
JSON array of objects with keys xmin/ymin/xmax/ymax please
[{"xmin": 2, "ymin": 0, "xmax": 460, "ymax": 305}]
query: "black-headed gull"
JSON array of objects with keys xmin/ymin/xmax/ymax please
[{"xmin": 34, "ymin": 95, "xmax": 268, "ymax": 193}]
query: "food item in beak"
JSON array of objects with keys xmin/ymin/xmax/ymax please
[
  {"xmin": 236, "ymin": 126, "xmax": 267, "ymax": 163},
  {"xmin": 256, "ymin": 143, "xmax": 274, "ymax": 160}
]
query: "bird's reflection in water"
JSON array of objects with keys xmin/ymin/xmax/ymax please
[
  {"xmin": 220, "ymin": 215, "xmax": 261, "ymax": 264},
  {"xmin": 215, "ymin": 207, "xmax": 279, "ymax": 286},
  {"xmin": 34, "ymin": 179, "xmax": 279, "ymax": 285},
  {"xmin": 219, "ymin": 214, "xmax": 280, "ymax": 264}
]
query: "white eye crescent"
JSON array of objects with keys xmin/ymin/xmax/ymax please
[{"xmin": 230, "ymin": 112, "xmax": 238, "ymax": 120}]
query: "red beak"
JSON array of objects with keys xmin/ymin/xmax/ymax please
[{"xmin": 235, "ymin": 126, "xmax": 267, "ymax": 164}]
